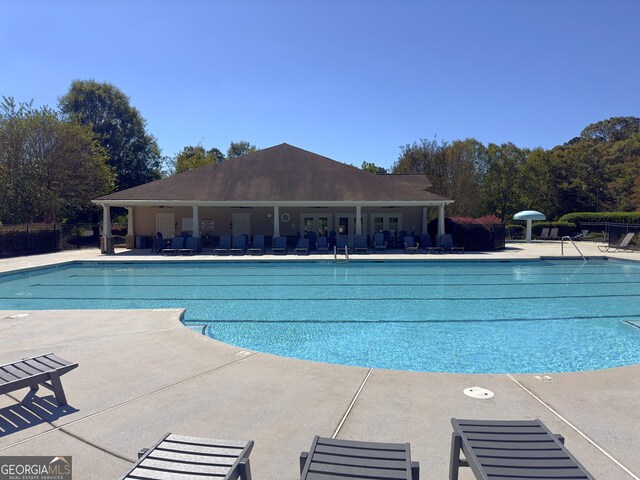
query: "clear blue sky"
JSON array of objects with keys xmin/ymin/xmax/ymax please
[{"xmin": 2, "ymin": 0, "xmax": 639, "ymax": 170}]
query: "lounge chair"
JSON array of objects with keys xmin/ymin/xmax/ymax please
[
  {"xmin": 573, "ymin": 229, "xmax": 588, "ymax": 241},
  {"xmin": 294, "ymin": 238, "xmax": 310, "ymax": 255},
  {"xmin": 549, "ymin": 227, "xmax": 560, "ymax": 239},
  {"xmin": 336, "ymin": 234, "xmax": 349, "ymax": 252},
  {"xmin": 598, "ymin": 232, "xmax": 636, "ymax": 252},
  {"xmin": 373, "ymin": 232, "xmax": 387, "ymax": 252},
  {"xmin": 215, "ymin": 234, "xmax": 232, "ymax": 255},
  {"xmin": 0, "ymin": 353, "xmax": 78, "ymax": 406},
  {"xmin": 539, "ymin": 227, "xmax": 550, "ymax": 239},
  {"xmin": 404, "ymin": 235, "xmax": 419, "ymax": 254},
  {"xmin": 449, "ymin": 418, "xmax": 594, "ymax": 480},
  {"xmin": 162, "ymin": 236, "xmax": 184, "ymax": 255},
  {"xmin": 300, "ymin": 436, "xmax": 419, "ymax": 480},
  {"xmin": 353, "ymin": 234, "xmax": 368, "ymax": 253},
  {"xmin": 440, "ymin": 234, "xmax": 464, "ymax": 253},
  {"xmin": 120, "ymin": 433, "xmax": 254, "ymax": 480},
  {"xmin": 315, "ymin": 236, "xmax": 329, "ymax": 254},
  {"xmin": 178, "ymin": 236, "xmax": 199, "ymax": 255},
  {"xmin": 271, "ymin": 236, "xmax": 287, "ymax": 255},
  {"xmin": 247, "ymin": 235, "xmax": 265, "ymax": 255},
  {"xmin": 230, "ymin": 235, "xmax": 246, "ymax": 255},
  {"xmin": 420, "ymin": 233, "xmax": 443, "ymax": 254}
]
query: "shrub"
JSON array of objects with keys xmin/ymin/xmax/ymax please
[
  {"xmin": 428, "ymin": 217, "xmax": 505, "ymax": 251},
  {"xmin": 558, "ymin": 212, "xmax": 640, "ymax": 224},
  {"xmin": 531, "ymin": 221, "xmax": 577, "ymax": 237}
]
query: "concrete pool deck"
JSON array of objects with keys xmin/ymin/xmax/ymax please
[{"xmin": 0, "ymin": 242, "xmax": 639, "ymax": 479}]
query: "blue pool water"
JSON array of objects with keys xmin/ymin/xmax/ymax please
[{"xmin": 1, "ymin": 259, "xmax": 640, "ymax": 373}]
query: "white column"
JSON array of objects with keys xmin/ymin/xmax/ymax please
[
  {"xmin": 355, "ymin": 205, "xmax": 362, "ymax": 235},
  {"xmin": 525, "ymin": 219, "xmax": 533, "ymax": 243},
  {"xmin": 273, "ymin": 205, "xmax": 280, "ymax": 237},
  {"xmin": 127, "ymin": 207, "xmax": 134, "ymax": 236},
  {"xmin": 103, "ymin": 204, "xmax": 111, "ymax": 253},
  {"xmin": 192, "ymin": 205, "xmax": 200, "ymax": 237},
  {"xmin": 438, "ymin": 204, "xmax": 445, "ymax": 238},
  {"xmin": 422, "ymin": 207, "xmax": 429, "ymax": 234}
]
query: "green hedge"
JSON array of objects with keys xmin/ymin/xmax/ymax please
[
  {"xmin": 558, "ymin": 212, "xmax": 640, "ymax": 223},
  {"xmin": 531, "ymin": 221, "xmax": 576, "ymax": 237},
  {"xmin": 0, "ymin": 228, "xmax": 61, "ymax": 257}
]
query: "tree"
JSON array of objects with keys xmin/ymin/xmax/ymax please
[
  {"xmin": 481, "ymin": 142, "xmax": 528, "ymax": 220},
  {"xmin": 227, "ymin": 140, "xmax": 258, "ymax": 158},
  {"xmin": 361, "ymin": 161, "xmax": 387, "ymax": 174},
  {"xmin": 174, "ymin": 146, "xmax": 225, "ymax": 174},
  {"xmin": 393, "ymin": 138, "xmax": 485, "ymax": 216},
  {"xmin": 58, "ymin": 80, "xmax": 162, "ymax": 191},
  {"xmin": 0, "ymin": 96, "xmax": 113, "ymax": 224}
]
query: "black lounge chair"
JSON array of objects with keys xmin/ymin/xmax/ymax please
[
  {"xmin": 404, "ymin": 235, "xmax": 419, "ymax": 254},
  {"xmin": 247, "ymin": 234, "xmax": 265, "ymax": 255},
  {"xmin": 215, "ymin": 234, "xmax": 232, "ymax": 255},
  {"xmin": 230, "ymin": 235, "xmax": 247, "ymax": 255},
  {"xmin": 178, "ymin": 236, "xmax": 199, "ymax": 255},
  {"xmin": 294, "ymin": 238, "xmax": 310, "ymax": 255},
  {"xmin": 353, "ymin": 234, "xmax": 368, "ymax": 253},
  {"xmin": 162, "ymin": 236, "xmax": 184, "ymax": 255},
  {"xmin": 0, "ymin": 353, "xmax": 78, "ymax": 406},
  {"xmin": 440, "ymin": 234, "xmax": 464, "ymax": 253},
  {"xmin": 300, "ymin": 436, "xmax": 419, "ymax": 480},
  {"xmin": 598, "ymin": 232, "xmax": 636, "ymax": 252},
  {"xmin": 420, "ymin": 234, "xmax": 443, "ymax": 254},
  {"xmin": 449, "ymin": 418, "xmax": 595, "ymax": 480},
  {"xmin": 121, "ymin": 433, "xmax": 254, "ymax": 480},
  {"xmin": 272, "ymin": 236, "xmax": 287, "ymax": 255},
  {"xmin": 316, "ymin": 236, "xmax": 329, "ymax": 254}
]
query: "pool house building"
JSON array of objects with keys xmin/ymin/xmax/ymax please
[{"xmin": 93, "ymin": 143, "xmax": 454, "ymax": 252}]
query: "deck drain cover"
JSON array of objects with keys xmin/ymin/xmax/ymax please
[
  {"xmin": 534, "ymin": 375, "xmax": 557, "ymax": 383},
  {"xmin": 463, "ymin": 387, "xmax": 494, "ymax": 399},
  {"xmin": 8, "ymin": 313, "xmax": 29, "ymax": 318}
]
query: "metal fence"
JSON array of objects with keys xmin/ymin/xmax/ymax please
[{"xmin": 0, "ymin": 223, "xmax": 127, "ymax": 258}]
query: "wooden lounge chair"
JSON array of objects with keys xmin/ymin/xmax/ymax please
[
  {"xmin": 0, "ymin": 353, "xmax": 78, "ymax": 406},
  {"xmin": 440, "ymin": 234, "xmax": 464, "ymax": 253},
  {"xmin": 247, "ymin": 235, "xmax": 265, "ymax": 255},
  {"xmin": 271, "ymin": 236, "xmax": 287, "ymax": 255},
  {"xmin": 449, "ymin": 418, "xmax": 594, "ymax": 480},
  {"xmin": 598, "ymin": 232, "xmax": 636, "ymax": 252},
  {"xmin": 404, "ymin": 235, "xmax": 419, "ymax": 254},
  {"xmin": 294, "ymin": 238, "xmax": 310, "ymax": 255},
  {"xmin": 300, "ymin": 436, "xmax": 419, "ymax": 480},
  {"xmin": 121, "ymin": 433, "xmax": 254, "ymax": 480}
]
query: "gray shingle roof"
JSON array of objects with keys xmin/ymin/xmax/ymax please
[{"xmin": 95, "ymin": 143, "xmax": 450, "ymax": 204}]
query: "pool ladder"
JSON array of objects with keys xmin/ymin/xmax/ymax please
[
  {"xmin": 334, "ymin": 245, "xmax": 349, "ymax": 263},
  {"xmin": 561, "ymin": 236, "xmax": 586, "ymax": 263}
]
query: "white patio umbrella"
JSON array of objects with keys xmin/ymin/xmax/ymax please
[{"xmin": 513, "ymin": 210, "xmax": 546, "ymax": 243}]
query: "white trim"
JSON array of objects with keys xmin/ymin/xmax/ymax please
[{"xmin": 93, "ymin": 199, "xmax": 454, "ymax": 208}]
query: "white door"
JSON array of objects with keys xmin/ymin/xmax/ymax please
[
  {"xmin": 156, "ymin": 213, "xmax": 176, "ymax": 239},
  {"xmin": 232, "ymin": 213, "xmax": 251, "ymax": 236}
]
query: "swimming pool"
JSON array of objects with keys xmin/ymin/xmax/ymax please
[{"xmin": 1, "ymin": 259, "xmax": 640, "ymax": 373}]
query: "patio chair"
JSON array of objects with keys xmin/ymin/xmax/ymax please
[
  {"xmin": 353, "ymin": 234, "xmax": 368, "ymax": 253},
  {"xmin": 315, "ymin": 236, "xmax": 329, "ymax": 254},
  {"xmin": 247, "ymin": 234, "xmax": 265, "ymax": 255},
  {"xmin": 539, "ymin": 227, "xmax": 550, "ymax": 239},
  {"xmin": 440, "ymin": 234, "xmax": 464, "ymax": 253},
  {"xmin": 162, "ymin": 236, "xmax": 184, "ymax": 255},
  {"xmin": 373, "ymin": 232, "xmax": 387, "ymax": 252},
  {"xmin": 300, "ymin": 436, "xmax": 419, "ymax": 480},
  {"xmin": 449, "ymin": 418, "xmax": 594, "ymax": 480},
  {"xmin": 0, "ymin": 353, "xmax": 78, "ymax": 406},
  {"xmin": 178, "ymin": 236, "xmax": 199, "ymax": 255},
  {"xmin": 294, "ymin": 238, "xmax": 310, "ymax": 255},
  {"xmin": 598, "ymin": 232, "xmax": 636, "ymax": 252},
  {"xmin": 230, "ymin": 235, "xmax": 246, "ymax": 255},
  {"xmin": 420, "ymin": 233, "xmax": 443, "ymax": 254},
  {"xmin": 404, "ymin": 235, "xmax": 419, "ymax": 254},
  {"xmin": 215, "ymin": 234, "xmax": 232, "ymax": 255},
  {"xmin": 336, "ymin": 234, "xmax": 349, "ymax": 251},
  {"xmin": 120, "ymin": 433, "xmax": 254, "ymax": 480},
  {"xmin": 549, "ymin": 227, "xmax": 560, "ymax": 239},
  {"xmin": 271, "ymin": 236, "xmax": 287, "ymax": 255},
  {"xmin": 573, "ymin": 229, "xmax": 588, "ymax": 241}
]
